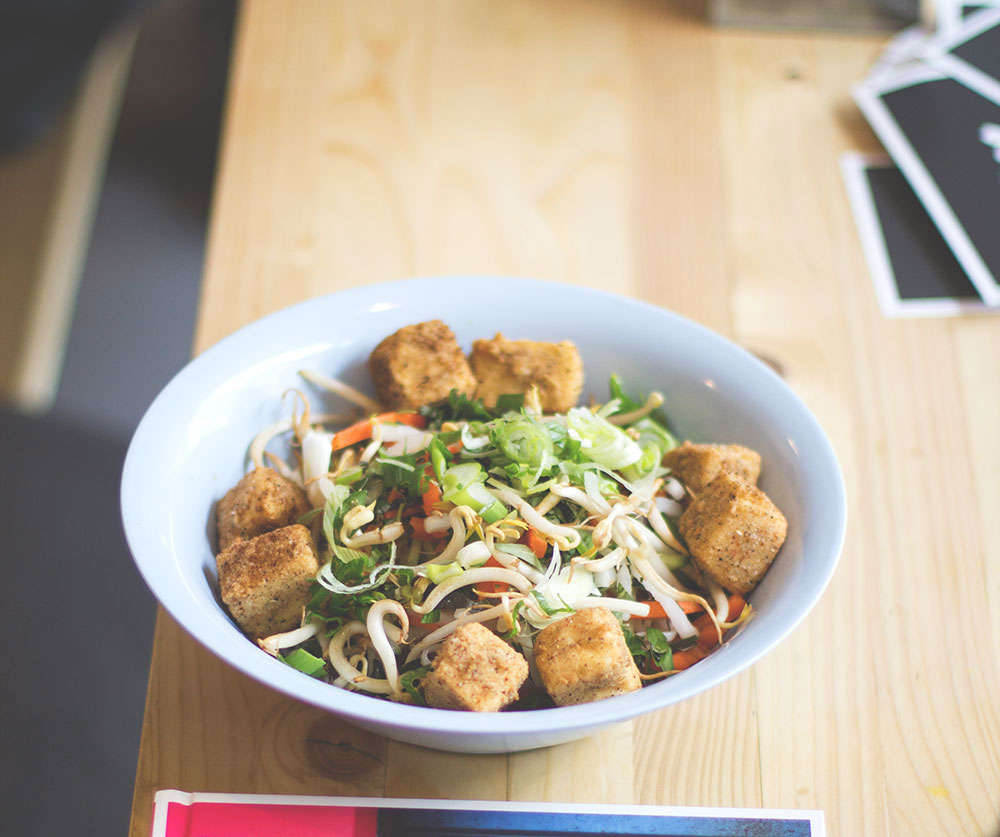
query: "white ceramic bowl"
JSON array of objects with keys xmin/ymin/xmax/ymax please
[{"xmin": 121, "ymin": 276, "xmax": 846, "ymax": 753}]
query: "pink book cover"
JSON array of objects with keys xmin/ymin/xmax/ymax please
[{"xmin": 151, "ymin": 790, "xmax": 825, "ymax": 836}]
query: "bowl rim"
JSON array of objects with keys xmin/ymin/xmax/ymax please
[{"xmin": 122, "ymin": 275, "xmax": 847, "ymax": 737}]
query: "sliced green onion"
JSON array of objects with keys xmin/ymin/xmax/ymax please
[
  {"xmin": 630, "ymin": 417, "xmax": 678, "ymax": 455},
  {"xmin": 566, "ymin": 407, "xmax": 642, "ymax": 470},
  {"xmin": 429, "ymin": 436, "xmax": 449, "ymax": 482},
  {"xmin": 282, "ymin": 647, "xmax": 327, "ymax": 677},
  {"xmin": 460, "ymin": 421, "xmax": 492, "ymax": 451},
  {"xmin": 334, "ymin": 466, "xmax": 364, "ymax": 485},
  {"xmin": 494, "ymin": 417, "xmax": 554, "ymax": 467},
  {"xmin": 621, "ymin": 442, "xmax": 662, "ymax": 482},
  {"xmin": 442, "ymin": 462, "xmax": 483, "ymax": 491},
  {"xmin": 660, "ymin": 547, "xmax": 688, "ymax": 571},
  {"xmin": 376, "ymin": 456, "xmax": 417, "ymax": 472},
  {"xmin": 331, "ymin": 543, "xmax": 370, "ymax": 564},
  {"xmin": 478, "ymin": 499, "xmax": 508, "ymax": 524},
  {"xmin": 425, "ymin": 562, "xmax": 464, "ymax": 584},
  {"xmin": 443, "ymin": 480, "xmax": 491, "ymax": 509}
]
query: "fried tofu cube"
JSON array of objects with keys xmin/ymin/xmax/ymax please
[
  {"xmin": 662, "ymin": 441, "xmax": 762, "ymax": 492},
  {"xmin": 534, "ymin": 607, "xmax": 641, "ymax": 706},
  {"xmin": 368, "ymin": 320, "xmax": 477, "ymax": 410},
  {"xmin": 216, "ymin": 524, "xmax": 319, "ymax": 639},
  {"xmin": 423, "ymin": 622, "xmax": 529, "ymax": 712},
  {"xmin": 216, "ymin": 467, "xmax": 310, "ymax": 552},
  {"xmin": 678, "ymin": 469, "xmax": 787, "ymax": 595},
  {"xmin": 469, "ymin": 333, "xmax": 583, "ymax": 413}
]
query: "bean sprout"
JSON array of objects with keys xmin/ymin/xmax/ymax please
[
  {"xmin": 648, "ymin": 502, "xmax": 689, "ymax": 554},
  {"xmin": 340, "ymin": 503, "xmax": 405, "ymax": 548},
  {"xmin": 533, "ymin": 491, "xmax": 561, "ymax": 516},
  {"xmin": 359, "ymin": 419, "xmax": 384, "ymax": 464},
  {"xmin": 326, "ymin": 622, "xmax": 393, "ymax": 694},
  {"xmin": 366, "ymin": 600, "xmax": 409, "ymax": 698},
  {"xmin": 298, "ymin": 368, "xmax": 381, "ymax": 414},
  {"xmin": 573, "ymin": 546, "xmax": 627, "ymax": 574},
  {"xmin": 416, "ymin": 506, "xmax": 477, "ymax": 566},
  {"xmin": 258, "ymin": 621, "xmax": 320, "ymax": 656},
  {"xmin": 488, "ymin": 485, "xmax": 581, "ymax": 550},
  {"xmin": 606, "ymin": 391, "xmax": 664, "ymax": 426},
  {"xmin": 483, "ymin": 528, "xmax": 544, "ymax": 583},
  {"xmin": 410, "ymin": 568, "xmax": 534, "ymax": 615}
]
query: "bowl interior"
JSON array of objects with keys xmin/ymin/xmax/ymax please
[{"xmin": 122, "ymin": 277, "xmax": 845, "ymax": 744}]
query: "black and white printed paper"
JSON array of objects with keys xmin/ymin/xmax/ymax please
[
  {"xmin": 841, "ymin": 153, "xmax": 989, "ymax": 317},
  {"xmin": 853, "ymin": 7, "xmax": 1000, "ymax": 306}
]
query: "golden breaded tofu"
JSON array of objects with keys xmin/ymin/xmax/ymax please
[
  {"xmin": 678, "ymin": 469, "xmax": 787, "ymax": 595},
  {"xmin": 216, "ymin": 467, "xmax": 310, "ymax": 552},
  {"xmin": 662, "ymin": 441, "xmax": 761, "ymax": 493},
  {"xmin": 423, "ymin": 622, "xmax": 528, "ymax": 712},
  {"xmin": 534, "ymin": 607, "xmax": 641, "ymax": 706},
  {"xmin": 368, "ymin": 320, "xmax": 477, "ymax": 410},
  {"xmin": 216, "ymin": 524, "xmax": 319, "ymax": 639},
  {"xmin": 469, "ymin": 333, "xmax": 583, "ymax": 414}
]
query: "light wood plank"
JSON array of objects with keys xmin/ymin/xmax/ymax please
[
  {"xmin": 634, "ymin": 670, "xmax": 761, "ymax": 807},
  {"xmin": 509, "ymin": 724, "xmax": 635, "ymax": 803},
  {"xmin": 195, "ymin": 0, "xmax": 633, "ymax": 354},
  {"xmin": 384, "ymin": 743, "xmax": 508, "ymax": 800},
  {"xmin": 953, "ymin": 319, "xmax": 1000, "ymax": 681},
  {"xmin": 709, "ymin": 27, "xmax": 1000, "ymax": 835},
  {"xmin": 130, "ymin": 613, "xmax": 387, "ymax": 836},
  {"xmin": 711, "ymin": 31, "xmax": 890, "ymax": 835},
  {"xmin": 628, "ymin": 0, "xmax": 734, "ymax": 335}
]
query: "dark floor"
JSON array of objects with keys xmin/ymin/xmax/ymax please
[
  {"xmin": 55, "ymin": 0, "xmax": 234, "ymax": 437},
  {"xmin": 0, "ymin": 2, "xmax": 233, "ymax": 834}
]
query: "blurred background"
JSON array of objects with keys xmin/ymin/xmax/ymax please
[
  {"xmin": 0, "ymin": 0, "xmax": 915, "ymax": 833},
  {"xmin": 0, "ymin": 1, "xmax": 233, "ymax": 833}
]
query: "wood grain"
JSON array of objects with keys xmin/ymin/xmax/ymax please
[
  {"xmin": 131, "ymin": 2, "xmax": 1000, "ymax": 835},
  {"xmin": 713, "ymin": 32, "xmax": 888, "ymax": 835},
  {"xmin": 194, "ymin": 0, "xmax": 634, "ymax": 353}
]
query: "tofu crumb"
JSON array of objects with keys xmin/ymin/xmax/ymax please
[
  {"xmin": 216, "ymin": 524, "xmax": 319, "ymax": 640},
  {"xmin": 534, "ymin": 607, "xmax": 642, "ymax": 706},
  {"xmin": 662, "ymin": 441, "xmax": 762, "ymax": 492},
  {"xmin": 469, "ymin": 333, "xmax": 583, "ymax": 413},
  {"xmin": 216, "ymin": 466, "xmax": 310, "ymax": 552},
  {"xmin": 678, "ymin": 469, "xmax": 787, "ymax": 595},
  {"xmin": 368, "ymin": 320, "xmax": 477, "ymax": 410},
  {"xmin": 423, "ymin": 622, "xmax": 529, "ymax": 712}
]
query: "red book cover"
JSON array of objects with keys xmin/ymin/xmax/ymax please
[{"xmin": 151, "ymin": 790, "xmax": 825, "ymax": 837}]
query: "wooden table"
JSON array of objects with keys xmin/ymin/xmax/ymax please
[{"xmin": 129, "ymin": 2, "xmax": 1000, "ymax": 834}]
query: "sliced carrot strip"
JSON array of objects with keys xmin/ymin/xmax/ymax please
[
  {"xmin": 330, "ymin": 412, "xmax": 426, "ymax": 452},
  {"xmin": 421, "ymin": 481, "xmax": 442, "ymax": 517},
  {"xmin": 410, "ymin": 517, "xmax": 446, "ymax": 541},
  {"xmin": 632, "ymin": 599, "xmax": 703, "ymax": 620},
  {"xmin": 671, "ymin": 647, "xmax": 707, "ymax": 670},
  {"xmin": 478, "ymin": 557, "xmax": 510, "ymax": 594},
  {"xmin": 521, "ymin": 527, "xmax": 548, "ymax": 561}
]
